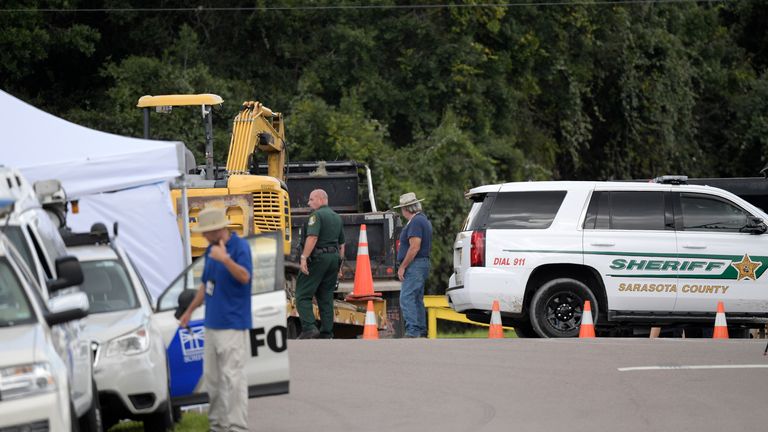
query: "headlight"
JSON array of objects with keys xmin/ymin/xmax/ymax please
[
  {"xmin": 105, "ymin": 326, "xmax": 149, "ymax": 357},
  {"xmin": 0, "ymin": 362, "xmax": 57, "ymax": 401}
]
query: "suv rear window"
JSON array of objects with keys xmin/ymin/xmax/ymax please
[{"xmin": 468, "ymin": 191, "xmax": 567, "ymax": 230}]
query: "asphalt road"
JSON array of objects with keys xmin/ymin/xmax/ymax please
[{"xmin": 248, "ymin": 338, "xmax": 768, "ymax": 432}]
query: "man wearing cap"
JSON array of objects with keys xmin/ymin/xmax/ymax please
[
  {"xmin": 394, "ymin": 192, "xmax": 432, "ymax": 338},
  {"xmin": 296, "ymin": 189, "xmax": 345, "ymax": 339},
  {"xmin": 178, "ymin": 207, "xmax": 253, "ymax": 432}
]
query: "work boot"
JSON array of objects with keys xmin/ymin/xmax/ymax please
[
  {"xmin": 296, "ymin": 327, "xmax": 320, "ymax": 339},
  {"xmin": 317, "ymin": 332, "xmax": 333, "ymax": 339}
]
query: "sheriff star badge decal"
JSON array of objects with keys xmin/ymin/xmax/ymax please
[{"xmin": 730, "ymin": 254, "xmax": 762, "ymax": 281}]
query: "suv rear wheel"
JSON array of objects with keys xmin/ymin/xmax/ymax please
[{"xmin": 530, "ymin": 278, "xmax": 598, "ymax": 338}]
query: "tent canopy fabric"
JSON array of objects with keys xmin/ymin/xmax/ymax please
[
  {"xmin": 0, "ymin": 90, "xmax": 184, "ymax": 199},
  {"xmin": 1, "ymin": 90, "xmax": 186, "ymax": 300}
]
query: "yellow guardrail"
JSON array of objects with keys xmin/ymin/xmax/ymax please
[{"xmin": 424, "ymin": 295, "xmax": 514, "ymax": 339}]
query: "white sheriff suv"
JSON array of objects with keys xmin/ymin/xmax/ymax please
[{"xmin": 448, "ymin": 177, "xmax": 768, "ymax": 337}]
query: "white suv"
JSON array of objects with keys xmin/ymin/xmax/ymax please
[
  {"xmin": 448, "ymin": 178, "xmax": 768, "ymax": 337},
  {"xmin": 64, "ymin": 224, "xmax": 174, "ymax": 430},
  {"xmin": 0, "ymin": 228, "xmax": 90, "ymax": 431},
  {"xmin": 0, "ymin": 167, "xmax": 102, "ymax": 429}
]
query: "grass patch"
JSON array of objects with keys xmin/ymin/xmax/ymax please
[
  {"xmin": 437, "ymin": 322, "xmax": 518, "ymax": 338},
  {"xmin": 108, "ymin": 412, "xmax": 208, "ymax": 432}
]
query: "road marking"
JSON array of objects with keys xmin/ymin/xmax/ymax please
[{"xmin": 618, "ymin": 364, "xmax": 768, "ymax": 372}]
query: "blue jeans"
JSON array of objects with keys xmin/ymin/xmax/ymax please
[{"xmin": 400, "ymin": 257, "xmax": 430, "ymax": 337}]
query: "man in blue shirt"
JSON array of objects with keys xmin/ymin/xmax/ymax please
[
  {"xmin": 394, "ymin": 192, "xmax": 432, "ymax": 338},
  {"xmin": 179, "ymin": 207, "xmax": 252, "ymax": 432}
]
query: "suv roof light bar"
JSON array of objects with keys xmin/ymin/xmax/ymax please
[{"xmin": 651, "ymin": 175, "xmax": 688, "ymax": 185}]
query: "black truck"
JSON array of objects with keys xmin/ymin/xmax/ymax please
[{"xmin": 282, "ymin": 161, "xmax": 405, "ymax": 336}]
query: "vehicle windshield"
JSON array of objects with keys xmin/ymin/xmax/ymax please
[
  {"xmin": 80, "ymin": 260, "xmax": 139, "ymax": 314},
  {"xmin": 0, "ymin": 258, "xmax": 35, "ymax": 327}
]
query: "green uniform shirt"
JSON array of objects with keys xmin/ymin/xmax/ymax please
[{"xmin": 306, "ymin": 205, "xmax": 345, "ymax": 248}]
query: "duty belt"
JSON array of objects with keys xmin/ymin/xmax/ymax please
[{"xmin": 312, "ymin": 246, "xmax": 339, "ymax": 256}]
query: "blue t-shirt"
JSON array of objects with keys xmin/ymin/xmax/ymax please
[
  {"xmin": 201, "ymin": 233, "xmax": 253, "ymax": 330},
  {"xmin": 397, "ymin": 212, "xmax": 432, "ymax": 262}
]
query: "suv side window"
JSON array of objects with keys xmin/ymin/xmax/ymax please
[
  {"xmin": 585, "ymin": 191, "xmax": 668, "ymax": 231},
  {"xmin": 472, "ymin": 191, "xmax": 566, "ymax": 230},
  {"xmin": 680, "ymin": 193, "xmax": 749, "ymax": 232},
  {"xmin": 610, "ymin": 191, "xmax": 666, "ymax": 230}
]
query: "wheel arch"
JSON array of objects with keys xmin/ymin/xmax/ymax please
[{"xmin": 524, "ymin": 263, "xmax": 607, "ymax": 320}]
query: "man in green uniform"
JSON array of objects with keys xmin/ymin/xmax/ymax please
[{"xmin": 296, "ymin": 189, "xmax": 345, "ymax": 339}]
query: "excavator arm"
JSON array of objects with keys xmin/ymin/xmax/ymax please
[{"xmin": 226, "ymin": 101, "xmax": 286, "ymax": 182}]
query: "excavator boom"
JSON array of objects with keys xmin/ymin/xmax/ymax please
[{"xmin": 226, "ymin": 101, "xmax": 286, "ymax": 182}]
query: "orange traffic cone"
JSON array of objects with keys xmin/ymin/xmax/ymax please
[
  {"xmin": 488, "ymin": 300, "xmax": 504, "ymax": 338},
  {"xmin": 579, "ymin": 300, "xmax": 596, "ymax": 338},
  {"xmin": 713, "ymin": 301, "xmax": 729, "ymax": 339},
  {"xmin": 362, "ymin": 300, "xmax": 379, "ymax": 339},
  {"xmin": 346, "ymin": 224, "xmax": 382, "ymax": 300}
]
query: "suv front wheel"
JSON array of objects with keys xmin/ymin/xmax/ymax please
[{"xmin": 530, "ymin": 278, "xmax": 598, "ymax": 338}]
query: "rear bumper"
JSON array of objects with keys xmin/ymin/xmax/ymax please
[{"xmin": 447, "ymin": 269, "xmax": 525, "ymax": 314}]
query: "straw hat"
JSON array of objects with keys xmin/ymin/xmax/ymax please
[
  {"xmin": 191, "ymin": 207, "xmax": 229, "ymax": 233},
  {"xmin": 392, "ymin": 192, "xmax": 425, "ymax": 209}
]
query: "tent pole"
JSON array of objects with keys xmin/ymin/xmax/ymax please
[{"xmin": 179, "ymin": 174, "xmax": 192, "ymax": 267}]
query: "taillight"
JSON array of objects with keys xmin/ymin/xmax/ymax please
[
  {"xmin": 395, "ymin": 240, "xmax": 400, "ymax": 254},
  {"xmin": 470, "ymin": 230, "xmax": 485, "ymax": 267}
]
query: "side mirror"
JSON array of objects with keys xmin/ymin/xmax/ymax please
[
  {"xmin": 744, "ymin": 216, "xmax": 767, "ymax": 235},
  {"xmin": 45, "ymin": 291, "xmax": 89, "ymax": 326},
  {"xmin": 175, "ymin": 289, "xmax": 197, "ymax": 319},
  {"xmin": 46, "ymin": 256, "xmax": 84, "ymax": 292}
]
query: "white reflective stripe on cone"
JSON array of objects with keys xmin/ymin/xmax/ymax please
[
  {"xmin": 715, "ymin": 313, "xmax": 727, "ymax": 327},
  {"xmin": 580, "ymin": 311, "xmax": 594, "ymax": 326},
  {"xmin": 358, "ymin": 243, "xmax": 369, "ymax": 255},
  {"xmin": 490, "ymin": 311, "xmax": 502, "ymax": 325},
  {"xmin": 365, "ymin": 311, "xmax": 377, "ymax": 325}
]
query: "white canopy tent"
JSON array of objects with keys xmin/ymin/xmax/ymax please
[{"xmin": 0, "ymin": 90, "xmax": 188, "ymax": 300}]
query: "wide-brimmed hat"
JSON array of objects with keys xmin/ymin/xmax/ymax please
[
  {"xmin": 393, "ymin": 192, "xmax": 425, "ymax": 209},
  {"xmin": 191, "ymin": 207, "xmax": 229, "ymax": 233}
]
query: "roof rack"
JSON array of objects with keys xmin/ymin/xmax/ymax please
[
  {"xmin": 651, "ymin": 175, "xmax": 688, "ymax": 185},
  {"xmin": 62, "ymin": 223, "xmax": 111, "ymax": 247}
]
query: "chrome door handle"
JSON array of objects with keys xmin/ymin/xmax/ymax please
[
  {"xmin": 253, "ymin": 306, "xmax": 281, "ymax": 317},
  {"xmin": 590, "ymin": 242, "xmax": 615, "ymax": 247}
]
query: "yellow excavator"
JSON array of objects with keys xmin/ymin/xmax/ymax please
[
  {"xmin": 137, "ymin": 94, "xmax": 387, "ymax": 337},
  {"xmin": 137, "ymin": 94, "xmax": 291, "ymax": 257}
]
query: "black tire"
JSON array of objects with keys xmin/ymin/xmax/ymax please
[
  {"xmin": 79, "ymin": 380, "xmax": 103, "ymax": 432},
  {"xmin": 511, "ymin": 319, "xmax": 538, "ymax": 338},
  {"xmin": 530, "ymin": 278, "xmax": 598, "ymax": 338},
  {"xmin": 172, "ymin": 406, "xmax": 182, "ymax": 423},
  {"xmin": 142, "ymin": 396, "xmax": 174, "ymax": 431}
]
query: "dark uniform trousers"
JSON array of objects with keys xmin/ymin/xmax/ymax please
[
  {"xmin": 296, "ymin": 204, "xmax": 344, "ymax": 337},
  {"xmin": 296, "ymin": 252, "xmax": 340, "ymax": 337}
]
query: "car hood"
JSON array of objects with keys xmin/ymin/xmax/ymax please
[
  {"xmin": 82, "ymin": 309, "xmax": 147, "ymax": 343},
  {"xmin": 0, "ymin": 324, "xmax": 42, "ymax": 368}
]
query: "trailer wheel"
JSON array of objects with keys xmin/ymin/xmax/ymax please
[{"xmin": 287, "ymin": 317, "xmax": 301, "ymax": 339}]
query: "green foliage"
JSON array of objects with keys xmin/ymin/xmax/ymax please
[{"xmin": 4, "ymin": 0, "xmax": 768, "ymax": 293}]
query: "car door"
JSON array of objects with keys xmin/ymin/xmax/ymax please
[
  {"xmin": 583, "ymin": 189, "xmax": 679, "ymax": 312},
  {"xmin": 673, "ymin": 191, "xmax": 768, "ymax": 313},
  {"xmin": 152, "ymin": 232, "xmax": 289, "ymax": 405}
]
